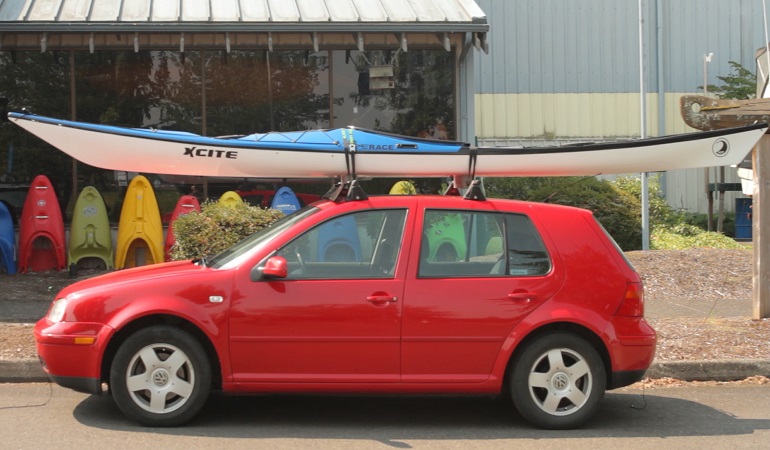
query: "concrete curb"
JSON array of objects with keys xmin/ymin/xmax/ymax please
[
  {"xmin": 0, "ymin": 359, "xmax": 48, "ymax": 383},
  {"xmin": 645, "ymin": 359, "xmax": 770, "ymax": 382},
  {"xmin": 2, "ymin": 358, "xmax": 770, "ymax": 384}
]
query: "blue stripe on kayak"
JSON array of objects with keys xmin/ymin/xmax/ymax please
[{"xmin": 8, "ymin": 112, "xmax": 469, "ymax": 153}]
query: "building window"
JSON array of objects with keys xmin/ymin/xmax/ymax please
[{"xmin": 0, "ymin": 48, "xmax": 454, "ymax": 225}]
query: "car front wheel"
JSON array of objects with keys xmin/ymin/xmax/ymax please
[
  {"xmin": 110, "ymin": 325, "xmax": 211, "ymax": 427},
  {"xmin": 510, "ymin": 332, "xmax": 606, "ymax": 429}
]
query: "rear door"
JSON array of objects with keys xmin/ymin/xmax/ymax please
[{"xmin": 401, "ymin": 200, "xmax": 565, "ymax": 383}]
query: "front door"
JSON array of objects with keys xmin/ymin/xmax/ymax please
[{"xmin": 229, "ymin": 209, "xmax": 408, "ymax": 383}]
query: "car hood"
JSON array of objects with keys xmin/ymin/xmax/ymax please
[
  {"xmin": 48, "ymin": 260, "xmax": 235, "ymax": 325},
  {"xmin": 56, "ymin": 260, "xmax": 210, "ymax": 299}
]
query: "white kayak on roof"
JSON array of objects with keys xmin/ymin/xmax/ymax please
[{"xmin": 6, "ymin": 111, "xmax": 768, "ymax": 178}]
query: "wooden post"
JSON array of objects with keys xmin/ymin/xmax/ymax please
[
  {"xmin": 752, "ymin": 134, "xmax": 770, "ymax": 319},
  {"xmin": 705, "ymin": 168, "xmax": 714, "ymax": 231}
]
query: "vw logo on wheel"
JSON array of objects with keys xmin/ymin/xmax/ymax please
[{"xmin": 152, "ymin": 369, "xmax": 170, "ymax": 387}]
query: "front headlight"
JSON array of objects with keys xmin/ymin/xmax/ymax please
[{"xmin": 48, "ymin": 298, "xmax": 68, "ymax": 323}]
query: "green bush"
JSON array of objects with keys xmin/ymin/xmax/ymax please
[
  {"xmin": 651, "ymin": 226, "xmax": 746, "ymax": 250},
  {"xmin": 610, "ymin": 176, "xmax": 743, "ymax": 250},
  {"xmin": 170, "ymin": 201, "xmax": 284, "ymax": 260},
  {"xmin": 485, "ymin": 176, "xmax": 643, "ymax": 250},
  {"xmin": 682, "ymin": 211, "xmax": 736, "ymax": 238},
  {"xmin": 485, "ymin": 174, "xmax": 744, "ymax": 251}
]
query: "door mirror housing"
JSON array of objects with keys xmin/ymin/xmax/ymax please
[{"xmin": 256, "ymin": 255, "xmax": 288, "ymax": 280}]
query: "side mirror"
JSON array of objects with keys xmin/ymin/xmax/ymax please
[{"xmin": 259, "ymin": 255, "xmax": 288, "ymax": 280}]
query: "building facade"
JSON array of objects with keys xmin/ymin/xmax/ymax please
[
  {"xmin": 0, "ymin": 0, "xmax": 487, "ymax": 220},
  {"xmin": 474, "ymin": 0, "xmax": 768, "ymax": 214},
  {"xmin": 2, "ymin": 0, "xmax": 768, "ymax": 221}
]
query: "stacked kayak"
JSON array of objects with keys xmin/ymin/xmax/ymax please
[
  {"xmin": 164, "ymin": 195, "xmax": 200, "ymax": 261},
  {"xmin": 0, "ymin": 202, "xmax": 15, "ymax": 274},
  {"xmin": 270, "ymin": 186, "xmax": 302, "ymax": 215},
  {"xmin": 68, "ymin": 186, "xmax": 113, "ymax": 274},
  {"xmin": 18, "ymin": 175, "xmax": 66, "ymax": 273},
  {"xmin": 115, "ymin": 175, "xmax": 164, "ymax": 269},
  {"xmin": 218, "ymin": 191, "xmax": 243, "ymax": 207}
]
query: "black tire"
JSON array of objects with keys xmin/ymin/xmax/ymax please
[
  {"xmin": 510, "ymin": 332, "xmax": 606, "ymax": 430},
  {"xmin": 110, "ymin": 325, "xmax": 211, "ymax": 427}
]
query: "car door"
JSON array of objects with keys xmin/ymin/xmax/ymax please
[
  {"xmin": 401, "ymin": 202, "xmax": 564, "ymax": 383},
  {"xmin": 228, "ymin": 208, "xmax": 409, "ymax": 384}
]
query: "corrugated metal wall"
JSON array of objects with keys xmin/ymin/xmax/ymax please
[
  {"xmin": 474, "ymin": 0, "xmax": 766, "ymax": 213},
  {"xmin": 475, "ymin": 0, "xmax": 763, "ymax": 98}
]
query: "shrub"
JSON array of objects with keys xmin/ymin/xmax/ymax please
[
  {"xmin": 486, "ymin": 174, "xmax": 743, "ymax": 251},
  {"xmin": 611, "ymin": 175, "xmax": 743, "ymax": 249},
  {"xmin": 651, "ymin": 226, "xmax": 747, "ymax": 250},
  {"xmin": 170, "ymin": 200, "xmax": 284, "ymax": 260},
  {"xmin": 485, "ymin": 176, "xmax": 642, "ymax": 250}
]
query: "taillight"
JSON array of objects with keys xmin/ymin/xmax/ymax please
[{"xmin": 615, "ymin": 282, "xmax": 644, "ymax": 317}]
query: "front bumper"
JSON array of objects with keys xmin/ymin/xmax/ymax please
[{"xmin": 34, "ymin": 319, "xmax": 114, "ymax": 394}]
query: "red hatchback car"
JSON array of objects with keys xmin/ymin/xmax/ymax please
[{"xmin": 34, "ymin": 194, "xmax": 655, "ymax": 429}]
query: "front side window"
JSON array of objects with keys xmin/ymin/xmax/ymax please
[
  {"xmin": 419, "ymin": 210, "xmax": 550, "ymax": 277},
  {"xmin": 276, "ymin": 209, "xmax": 407, "ymax": 279}
]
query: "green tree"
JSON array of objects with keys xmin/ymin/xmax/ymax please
[
  {"xmin": 0, "ymin": 52, "xmax": 71, "ymax": 193},
  {"xmin": 705, "ymin": 61, "xmax": 756, "ymax": 99}
]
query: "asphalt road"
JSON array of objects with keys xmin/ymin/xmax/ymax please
[{"xmin": 1, "ymin": 383, "xmax": 768, "ymax": 449}]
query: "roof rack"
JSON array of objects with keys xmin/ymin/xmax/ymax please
[
  {"xmin": 323, "ymin": 133, "xmax": 485, "ymax": 202},
  {"xmin": 443, "ymin": 149, "xmax": 486, "ymax": 201},
  {"xmin": 323, "ymin": 179, "xmax": 368, "ymax": 202}
]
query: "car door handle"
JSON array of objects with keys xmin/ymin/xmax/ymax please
[
  {"xmin": 367, "ymin": 295, "xmax": 398, "ymax": 304},
  {"xmin": 508, "ymin": 292, "xmax": 538, "ymax": 302}
]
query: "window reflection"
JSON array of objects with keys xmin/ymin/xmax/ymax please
[
  {"xmin": 0, "ymin": 48, "xmax": 454, "ymax": 224},
  {"xmin": 332, "ymin": 49, "xmax": 455, "ymax": 138}
]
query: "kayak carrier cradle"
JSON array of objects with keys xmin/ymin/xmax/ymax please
[
  {"xmin": 324, "ymin": 137, "xmax": 485, "ymax": 202},
  {"xmin": 443, "ymin": 149, "xmax": 486, "ymax": 201}
]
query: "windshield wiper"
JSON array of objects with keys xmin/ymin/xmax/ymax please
[{"xmin": 194, "ymin": 256, "xmax": 207, "ymax": 267}]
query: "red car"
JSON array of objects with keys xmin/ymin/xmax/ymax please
[{"xmin": 34, "ymin": 193, "xmax": 655, "ymax": 429}]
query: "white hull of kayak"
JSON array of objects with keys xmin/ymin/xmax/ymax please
[{"xmin": 8, "ymin": 112, "xmax": 768, "ymax": 178}]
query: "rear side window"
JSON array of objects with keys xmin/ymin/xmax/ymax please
[
  {"xmin": 418, "ymin": 210, "xmax": 551, "ymax": 277},
  {"xmin": 503, "ymin": 214, "xmax": 551, "ymax": 276}
]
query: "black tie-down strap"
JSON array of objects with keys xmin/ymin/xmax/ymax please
[{"xmin": 324, "ymin": 132, "xmax": 368, "ymax": 202}]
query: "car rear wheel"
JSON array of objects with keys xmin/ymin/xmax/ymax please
[
  {"xmin": 110, "ymin": 325, "xmax": 211, "ymax": 427},
  {"xmin": 510, "ymin": 332, "xmax": 605, "ymax": 429}
]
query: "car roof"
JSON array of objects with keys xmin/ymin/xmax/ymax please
[{"xmin": 314, "ymin": 194, "xmax": 594, "ymax": 216}]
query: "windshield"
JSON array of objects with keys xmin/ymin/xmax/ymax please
[{"xmin": 207, "ymin": 205, "xmax": 320, "ymax": 269}]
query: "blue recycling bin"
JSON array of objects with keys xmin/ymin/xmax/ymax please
[{"xmin": 735, "ymin": 197, "xmax": 752, "ymax": 240}]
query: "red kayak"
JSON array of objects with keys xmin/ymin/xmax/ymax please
[
  {"xmin": 18, "ymin": 175, "xmax": 66, "ymax": 273},
  {"xmin": 163, "ymin": 195, "xmax": 201, "ymax": 261}
]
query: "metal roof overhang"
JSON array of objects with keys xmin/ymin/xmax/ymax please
[
  {"xmin": 0, "ymin": 21, "xmax": 487, "ymax": 34},
  {"xmin": 0, "ymin": 0, "xmax": 488, "ymax": 52}
]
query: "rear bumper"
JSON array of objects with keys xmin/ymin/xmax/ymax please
[
  {"xmin": 34, "ymin": 319, "xmax": 113, "ymax": 392},
  {"xmin": 609, "ymin": 369, "xmax": 649, "ymax": 389},
  {"xmin": 607, "ymin": 317, "xmax": 657, "ymax": 389}
]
